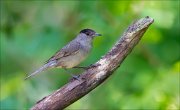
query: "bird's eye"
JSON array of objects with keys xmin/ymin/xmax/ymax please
[{"xmin": 86, "ymin": 32, "xmax": 89, "ymax": 36}]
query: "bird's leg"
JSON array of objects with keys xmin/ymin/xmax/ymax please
[
  {"xmin": 64, "ymin": 69, "xmax": 80, "ymax": 80},
  {"xmin": 73, "ymin": 64, "xmax": 101, "ymax": 70},
  {"xmin": 73, "ymin": 66, "xmax": 88, "ymax": 70}
]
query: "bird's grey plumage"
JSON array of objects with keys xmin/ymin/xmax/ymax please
[
  {"xmin": 25, "ymin": 29, "xmax": 101, "ymax": 80},
  {"xmin": 24, "ymin": 61, "xmax": 56, "ymax": 80}
]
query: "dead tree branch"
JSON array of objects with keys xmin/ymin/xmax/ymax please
[{"xmin": 31, "ymin": 16, "xmax": 154, "ymax": 110}]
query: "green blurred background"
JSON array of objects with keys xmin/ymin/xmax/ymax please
[{"xmin": 0, "ymin": 0, "xmax": 179, "ymax": 109}]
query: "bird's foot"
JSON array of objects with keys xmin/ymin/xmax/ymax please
[
  {"xmin": 89, "ymin": 63, "xmax": 101, "ymax": 68},
  {"xmin": 70, "ymin": 74, "xmax": 81, "ymax": 81},
  {"xmin": 72, "ymin": 74, "xmax": 80, "ymax": 80},
  {"xmin": 64, "ymin": 69, "xmax": 81, "ymax": 81}
]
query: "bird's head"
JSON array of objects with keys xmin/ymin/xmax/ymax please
[{"xmin": 80, "ymin": 29, "xmax": 102, "ymax": 38}]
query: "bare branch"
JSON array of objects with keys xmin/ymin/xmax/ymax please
[{"xmin": 31, "ymin": 16, "xmax": 154, "ymax": 110}]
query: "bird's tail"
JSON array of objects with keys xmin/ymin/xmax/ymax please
[{"xmin": 25, "ymin": 61, "xmax": 56, "ymax": 80}]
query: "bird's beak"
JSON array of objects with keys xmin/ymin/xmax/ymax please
[{"xmin": 95, "ymin": 33, "xmax": 102, "ymax": 36}]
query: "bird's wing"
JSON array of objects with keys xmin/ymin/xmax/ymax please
[{"xmin": 46, "ymin": 41, "xmax": 80, "ymax": 63}]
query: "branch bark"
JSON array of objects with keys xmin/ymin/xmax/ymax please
[{"xmin": 31, "ymin": 16, "xmax": 154, "ymax": 110}]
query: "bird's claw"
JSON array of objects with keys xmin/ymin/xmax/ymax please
[
  {"xmin": 88, "ymin": 63, "xmax": 101, "ymax": 69},
  {"xmin": 73, "ymin": 75, "xmax": 80, "ymax": 80},
  {"xmin": 69, "ymin": 74, "xmax": 81, "ymax": 81}
]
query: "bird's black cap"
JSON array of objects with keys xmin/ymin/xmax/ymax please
[
  {"xmin": 80, "ymin": 29, "xmax": 101, "ymax": 37},
  {"xmin": 80, "ymin": 29, "xmax": 95, "ymax": 33}
]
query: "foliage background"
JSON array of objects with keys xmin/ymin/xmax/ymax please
[{"xmin": 0, "ymin": 0, "xmax": 179, "ymax": 109}]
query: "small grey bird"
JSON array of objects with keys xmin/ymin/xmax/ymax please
[{"xmin": 25, "ymin": 29, "xmax": 102, "ymax": 80}]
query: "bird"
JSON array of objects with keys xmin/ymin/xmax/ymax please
[{"xmin": 25, "ymin": 29, "xmax": 102, "ymax": 80}]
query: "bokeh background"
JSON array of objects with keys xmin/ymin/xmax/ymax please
[{"xmin": 0, "ymin": 1, "xmax": 179, "ymax": 109}]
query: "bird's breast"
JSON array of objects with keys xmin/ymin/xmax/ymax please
[{"xmin": 57, "ymin": 46, "xmax": 91, "ymax": 68}]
